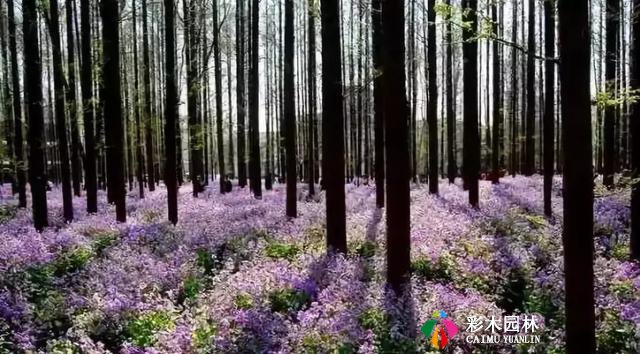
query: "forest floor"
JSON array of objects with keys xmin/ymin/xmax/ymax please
[{"xmin": 0, "ymin": 176, "xmax": 638, "ymax": 353}]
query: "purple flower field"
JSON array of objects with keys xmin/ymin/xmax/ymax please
[{"xmin": 0, "ymin": 176, "xmax": 638, "ymax": 353}]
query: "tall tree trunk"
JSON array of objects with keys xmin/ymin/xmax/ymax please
[
  {"xmin": 0, "ymin": 8, "xmax": 14, "ymax": 192},
  {"xmin": 524, "ymin": 0, "xmax": 536, "ymax": 176},
  {"xmin": 236, "ymin": 0, "xmax": 247, "ymax": 188},
  {"xmin": 285, "ymin": 0, "xmax": 297, "ymax": 217},
  {"xmin": 631, "ymin": 0, "xmax": 640, "ymax": 259},
  {"xmin": 491, "ymin": 3, "xmax": 502, "ymax": 184},
  {"xmin": 47, "ymin": 0, "xmax": 74, "ymax": 222},
  {"xmin": 372, "ymin": 0, "xmax": 384, "ymax": 208},
  {"xmin": 604, "ymin": 0, "xmax": 619, "ymax": 188},
  {"xmin": 132, "ymin": 0, "xmax": 145, "ymax": 198},
  {"xmin": 510, "ymin": 0, "xmax": 518, "ymax": 177},
  {"xmin": 164, "ymin": 0, "xmax": 178, "ymax": 224},
  {"xmin": 249, "ymin": 0, "xmax": 262, "ymax": 197},
  {"xmin": 307, "ymin": 0, "xmax": 317, "ymax": 196},
  {"xmin": 543, "ymin": 0, "xmax": 555, "ymax": 216},
  {"xmin": 558, "ymin": 0, "xmax": 596, "ymax": 350},
  {"xmin": 23, "ymin": 0, "xmax": 48, "ymax": 230},
  {"xmin": 213, "ymin": 0, "xmax": 226, "ymax": 193},
  {"xmin": 227, "ymin": 48, "xmax": 235, "ymax": 179},
  {"xmin": 142, "ymin": 0, "xmax": 156, "ymax": 191},
  {"xmin": 102, "ymin": 0, "xmax": 126, "ymax": 222},
  {"xmin": 427, "ymin": 0, "xmax": 438, "ymax": 194},
  {"xmin": 80, "ymin": 0, "xmax": 97, "ymax": 212},
  {"xmin": 185, "ymin": 0, "xmax": 203, "ymax": 195},
  {"xmin": 7, "ymin": 0, "xmax": 26, "ymax": 208},
  {"xmin": 383, "ymin": 0, "xmax": 410, "ymax": 293},
  {"xmin": 321, "ymin": 0, "xmax": 346, "ymax": 252},
  {"xmin": 462, "ymin": 0, "xmax": 479, "ymax": 207},
  {"xmin": 445, "ymin": 0, "xmax": 455, "ymax": 184},
  {"xmin": 65, "ymin": 0, "xmax": 83, "ymax": 197}
]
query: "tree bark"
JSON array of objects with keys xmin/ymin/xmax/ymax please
[
  {"xmin": 604, "ymin": 0, "xmax": 619, "ymax": 188},
  {"xmin": 543, "ymin": 0, "xmax": 555, "ymax": 216},
  {"xmin": 462, "ymin": 0, "xmax": 479, "ymax": 207},
  {"xmin": 630, "ymin": 0, "xmax": 640, "ymax": 260},
  {"xmin": 249, "ymin": 0, "xmax": 262, "ymax": 197},
  {"xmin": 164, "ymin": 0, "xmax": 178, "ymax": 224},
  {"xmin": 284, "ymin": 0, "xmax": 297, "ymax": 217},
  {"xmin": 427, "ymin": 0, "xmax": 438, "ymax": 194},
  {"xmin": 558, "ymin": 0, "xmax": 596, "ymax": 350},
  {"xmin": 213, "ymin": 0, "xmax": 226, "ymax": 193},
  {"xmin": 80, "ymin": 0, "xmax": 97, "ymax": 212}
]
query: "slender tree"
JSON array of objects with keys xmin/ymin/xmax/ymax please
[
  {"xmin": 236, "ymin": 0, "xmax": 247, "ymax": 188},
  {"xmin": 284, "ymin": 0, "xmax": 297, "ymax": 216},
  {"xmin": 132, "ymin": 0, "xmax": 145, "ymax": 198},
  {"xmin": 445, "ymin": 0, "xmax": 456, "ymax": 184},
  {"xmin": 321, "ymin": 0, "xmax": 346, "ymax": 252},
  {"xmin": 382, "ymin": 0, "xmax": 410, "ymax": 292},
  {"xmin": 631, "ymin": 0, "xmax": 640, "ymax": 260},
  {"xmin": 64, "ymin": 0, "xmax": 83, "ymax": 197},
  {"xmin": 604, "ymin": 0, "xmax": 619, "ymax": 188},
  {"xmin": 249, "ymin": 0, "xmax": 262, "ymax": 197},
  {"xmin": 543, "ymin": 0, "xmax": 555, "ymax": 216},
  {"xmin": 462, "ymin": 0, "xmax": 479, "ymax": 207},
  {"xmin": 372, "ymin": 0, "xmax": 384, "ymax": 207},
  {"xmin": 307, "ymin": 0, "xmax": 317, "ymax": 196},
  {"xmin": 23, "ymin": 0, "xmax": 48, "ymax": 230},
  {"xmin": 165, "ymin": 0, "xmax": 178, "ymax": 224},
  {"xmin": 427, "ymin": 0, "xmax": 438, "ymax": 194},
  {"xmin": 47, "ymin": 0, "xmax": 74, "ymax": 222},
  {"xmin": 142, "ymin": 0, "xmax": 156, "ymax": 191},
  {"xmin": 102, "ymin": 0, "xmax": 126, "ymax": 222},
  {"xmin": 80, "ymin": 0, "xmax": 97, "ymax": 212},
  {"xmin": 524, "ymin": 0, "xmax": 536, "ymax": 175},
  {"xmin": 213, "ymin": 0, "xmax": 226, "ymax": 192},
  {"xmin": 7, "ymin": 0, "xmax": 26, "ymax": 208},
  {"xmin": 558, "ymin": 0, "xmax": 596, "ymax": 351}
]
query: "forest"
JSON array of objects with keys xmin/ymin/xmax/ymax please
[{"xmin": 0, "ymin": 0, "xmax": 639, "ymax": 352}]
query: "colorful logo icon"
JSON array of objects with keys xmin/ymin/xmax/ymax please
[{"xmin": 421, "ymin": 310, "xmax": 458, "ymax": 349}]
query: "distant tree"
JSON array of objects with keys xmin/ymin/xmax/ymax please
[
  {"xmin": 47, "ymin": 0, "xmax": 74, "ymax": 222},
  {"xmin": 249, "ymin": 0, "xmax": 262, "ymax": 198},
  {"xmin": 320, "ymin": 0, "xmax": 346, "ymax": 252},
  {"xmin": 23, "ymin": 0, "xmax": 48, "ymax": 230},
  {"xmin": 142, "ymin": 0, "xmax": 156, "ymax": 192},
  {"xmin": 427, "ymin": 0, "xmax": 438, "ymax": 194},
  {"xmin": 101, "ymin": 0, "xmax": 126, "ymax": 222},
  {"xmin": 7, "ymin": 0, "xmax": 26, "ymax": 208},
  {"xmin": 66, "ymin": 0, "xmax": 83, "ymax": 197},
  {"xmin": 382, "ymin": 0, "xmax": 410, "ymax": 292},
  {"xmin": 631, "ymin": 0, "xmax": 640, "ymax": 260},
  {"xmin": 132, "ymin": 0, "xmax": 145, "ymax": 198},
  {"xmin": 510, "ymin": 0, "xmax": 518, "ymax": 177},
  {"xmin": 543, "ymin": 0, "xmax": 555, "ymax": 216},
  {"xmin": 445, "ymin": 0, "xmax": 456, "ymax": 184},
  {"xmin": 558, "ymin": 0, "xmax": 596, "ymax": 351},
  {"xmin": 184, "ymin": 0, "xmax": 203, "ymax": 196},
  {"xmin": 462, "ymin": 0, "xmax": 479, "ymax": 207},
  {"xmin": 491, "ymin": 3, "xmax": 502, "ymax": 185}
]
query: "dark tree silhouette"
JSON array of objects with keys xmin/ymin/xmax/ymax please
[
  {"xmin": 491, "ymin": 3, "xmax": 502, "ymax": 184},
  {"xmin": 132, "ymin": 0, "xmax": 145, "ymax": 199},
  {"xmin": 66, "ymin": 0, "xmax": 83, "ymax": 197},
  {"xmin": 427, "ymin": 0, "xmax": 438, "ymax": 194},
  {"xmin": 80, "ymin": 0, "xmax": 97, "ymax": 213},
  {"xmin": 543, "ymin": 0, "xmax": 555, "ymax": 216},
  {"xmin": 631, "ymin": 0, "xmax": 640, "ymax": 260},
  {"xmin": 101, "ymin": 0, "xmax": 126, "ymax": 222},
  {"xmin": 382, "ymin": 0, "xmax": 410, "ymax": 292},
  {"xmin": 307, "ymin": 0, "xmax": 317, "ymax": 197},
  {"xmin": 285, "ymin": 0, "xmax": 297, "ymax": 217},
  {"xmin": 321, "ymin": 0, "xmax": 346, "ymax": 252},
  {"xmin": 524, "ymin": 0, "xmax": 535, "ymax": 176},
  {"xmin": 7, "ymin": 0, "xmax": 26, "ymax": 208},
  {"xmin": 445, "ymin": 0, "xmax": 455, "ymax": 184},
  {"xmin": 249, "ymin": 0, "xmax": 262, "ymax": 198},
  {"xmin": 143, "ymin": 0, "xmax": 156, "ymax": 192},
  {"xmin": 23, "ymin": 0, "xmax": 48, "ymax": 231},
  {"xmin": 462, "ymin": 0, "xmax": 479, "ymax": 207},
  {"xmin": 213, "ymin": 0, "xmax": 226, "ymax": 193},
  {"xmin": 558, "ymin": 0, "xmax": 596, "ymax": 351},
  {"xmin": 165, "ymin": 0, "xmax": 178, "ymax": 224},
  {"xmin": 236, "ymin": 0, "xmax": 247, "ymax": 188},
  {"xmin": 47, "ymin": 0, "xmax": 74, "ymax": 222},
  {"xmin": 372, "ymin": 0, "xmax": 384, "ymax": 208}
]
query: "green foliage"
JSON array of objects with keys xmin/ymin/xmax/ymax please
[
  {"xmin": 53, "ymin": 246, "xmax": 93, "ymax": 276},
  {"xmin": 300, "ymin": 333, "xmax": 357, "ymax": 354},
  {"xmin": 0, "ymin": 205, "xmax": 17, "ymax": 224},
  {"xmin": 358, "ymin": 308, "xmax": 418, "ymax": 354},
  {"xmin": 268, "ymin": 288, "xmax": 311, "ymax": 313},
  {"xmin": 124, "ymin": 311, "xmax": 175, "ymax": 348},
  {"xmin": 596, "ymin": 310, "xmax": 638, "ymax": 354},
  {"xmin": 358, "ymin": 308, "xmax": 387, "ymax": 332},
  {"xmin": 411, "ymin": 254, "xmax": 457, "ymax": 283},
  {"xmin": 522, "ymin": 214, "xmax": 547, "ymax": 229},
  {"xmin": 46, "ymin": 339, "xmax": 81, "ymax": 354},
  {"xmin": 611, "ymin": 242, "xmax": 629, "ymax": 261},
  {"xmin": 356, "ymin": 241, "xmax": 377, "ymax": 258},
  {"xmin": 91, "ymin": 231, "xmax": 118, "ymax": 256},
  {"xmin": 594, "ymin": 87, "xmax": 640, "ymax": 109},
  {"xmin": 234, "ymin": 293, "xmax": 254, "ymax": 310},
  {"xmin": 182, "ymin": 275, "xmax": 201, "ymax": 300},
  {"xmin": 192, "ymin": 322, "xmax": 217, "ymax": 350},
  {"xmin": 609, "ymin": 280, "xmax": 636, "ymax": 302},
  {"xmin": 196, "ymin": 248, "xmax": 217, "ymax": 275},
  {"xmin": 265, "ymin": 243, "xmax": 300, "ymax": 261}
]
